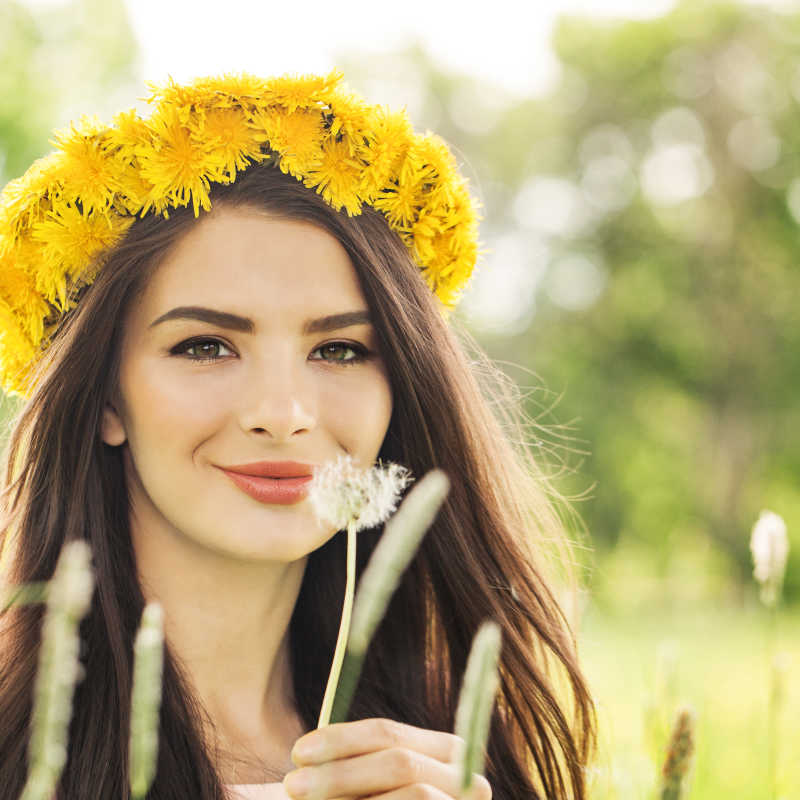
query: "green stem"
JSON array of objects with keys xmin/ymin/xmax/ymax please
[
  {"xmin": 329, "ymin": 650, "xmax": 365, "ymax": 725},
  {"xmin": 317, "ymin": 521, "xmax": 356, "ymax": 728},
  {"xmin": 767, "ymin": 603, "xmax": 778, "ymax": 800}
]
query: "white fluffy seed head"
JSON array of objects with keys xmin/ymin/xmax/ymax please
[
  {"xmin": 309, "ymin": 454, "xmax": 413, "ymax": 532},
  {"xmin": 750, "ymin": 510, "xmax": 789, "ymax": 606}
]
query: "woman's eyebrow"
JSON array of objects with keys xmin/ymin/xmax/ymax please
[
  {"xmin": 149, "ymin": 306, "xmax": 254, "ymax": 332},
  {"xmin": 304, "ymin": 310, "xmax": 372, "ymax": 333},
  {"xmin": 148, "ymin": 306, "xmax": 372, "ymax": 333}
]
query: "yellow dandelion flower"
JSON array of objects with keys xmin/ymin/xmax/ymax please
[
  {"xmin": 263, "ymin": 71, "xmax": 344, "ymax": 113},
  {"xmin": 433, "ymin": 236, "xmax": 480, "ymax": 306},
  {"xmin": 108, "ymin": 108, "xmax": 153, "ymax": 165},
  {"xmin": 3, "ymin": 229, "xmax": 39, "ymax": 274},
  {"xmin": 302, "ymin": 136, "xmax": 364, "ymax": 216},
  {"xmin": 398, "ymin": 134, "xmax": 460, "ymax": 201},
  {"xmin": 409, "ymin": 219, "xmax": 442, "ymax": 266},
  {"xmin": 31, "ymin": 204, "xmax": 133, "ymax": 307},
  {"xmin": 326, "ymin": 87, "xmax": 375, "ymax": 146},
  {"xmin": 358, "ymin": 108, "xmax": 413, "ymax": 201},
  {"xmin": 0, "ymin": 257, "xmax": 50, "ymax": 345},
  {"xmin": 51, "ymin": 117, "xmax": 125, "ymax": 213},
  {"xmin": 113, "ymin": 162, "xmax": 153, "ymax": 216},
  {"xmin": 373, "ymin": 176, "xmax": 423, "ymax": 229},
  {"xmin": 189, "ymin": 108, "xmax": 269, "ymax": 181},
  {"xmin": 144, "ymin": 75, "xmax": 218, "ymax": 111},
  {"xmin": 190, "ymin": 72, "xmax": 272, "ymax": 104},
  {"xmin": 138, "ymin": 106, "xmax": 227, "ymax": 217},
  {"xmin": 251, "ymin": 107, "xmax": 325, "ymax": 177},
  {"xmin": 0, "ymin": 152, "xmax": 66, "ymax": 240},
  {"xmin": 0, "ymin": 297, "xmax": 39, "ymax": 383}
]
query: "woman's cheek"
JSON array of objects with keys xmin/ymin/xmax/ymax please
[
  {"xmin": 318, "ymin": 368, "xmax": 391, "ymax": 458},
  {"xmin": 122, "ymin": 358, "xmax": 228, "ymax": 454}
]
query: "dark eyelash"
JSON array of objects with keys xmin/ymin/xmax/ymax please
[
  {"xmin": 169, "ymin": 337, "xmax": 234, "ymax": 363},
  {"xmin": 310, "ymin": 342, "xmax": 370, "ymax": 366},
  {"xmin": 169, "ymin": 337, "xmax": 370, "ymax": 366}
]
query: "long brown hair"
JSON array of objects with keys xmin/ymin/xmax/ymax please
[{"xmin": 0, "ymin": 162, "xmax": 596, "ymax": 799}]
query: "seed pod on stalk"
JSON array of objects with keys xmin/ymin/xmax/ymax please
[
  {"xmin": 21, "ymin": 540, "xmax": 94, "ymax": 800},
  {"xmin": 453, "ymin": 621, "xmax": 502, "ymax": 796},
  {"xmin": 750, "ymin": 510, "xmax": 789, "ymax": 608},
  {"xmin": 659, "ymin": 706, "xmax": 696, "ymax": 800},
  {"xmin": 129, "ymin": 602, "xmax": 165, "ymax": 799}
]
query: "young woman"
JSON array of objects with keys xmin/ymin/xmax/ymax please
[{"xmin": 0, "ymin": 73, "xmax": 596, "ymax": 799}]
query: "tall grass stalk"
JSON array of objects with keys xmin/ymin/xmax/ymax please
[
  {"xmin": 658, "ymin": 706, "xmax": 695, "ymax": 800},
  {"xmin": 750, "ymin": 510, "xmax": 789, "ymax": 800},
  {"xmin": 21, "ymin": 540, "xmax": 94, "ymax": 800},
  {"xmin": 453, "ymin": 620, "xmax": 502, "ymax": 795},
  {"xmin": 129, "ymin": 601, "xmax": 165, "ymax": 799},
  {"xmin": 327, "ymin": 469, "xmax": 450, "ymax": 725}
]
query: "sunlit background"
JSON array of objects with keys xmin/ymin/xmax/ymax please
[{"xmin": 2, "ymin": 0, "xmax": 799, "ymax": 796}]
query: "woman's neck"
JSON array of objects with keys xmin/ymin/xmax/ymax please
[{"xmin": 128, "ymin": 500, "xmax": 311, "ymax": 780}]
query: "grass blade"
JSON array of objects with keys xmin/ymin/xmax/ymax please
[
  {"xmin": 454, "ymin": 621, "xmax": 502, "ymax": 794},
  {"xmin": 1, "ymin": 581, "xmax": 49, "ymax": 613},
  {"xmin": 130, "ymin": 602, "xmax": 165, "ymax": 799},
  {"xmin": 21, "ymin": 540, "xmax": 94, "ymax": 800}
]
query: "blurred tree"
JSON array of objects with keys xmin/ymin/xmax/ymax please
[
  {"xmin": 0, "ymin": 0, "xmax": 139, "ymax": 417},
  {"xmin": 339, "ymin": 0, "xmax": 800, "ymax": 603},
  {"xmin": 0, "ymin": 0, "xmax": 139, "ymax": 184}
]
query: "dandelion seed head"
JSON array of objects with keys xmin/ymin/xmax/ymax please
[
  {"xmin": 53, "ymin": 539, "xmax": 94, "ymax": 617},
  {"xmin": 750, "ymin": 509, "xmax": 789, "ymax": 606},
  {"xmin": 309, "ymin": 453, "xmax": 413, "ymax": 532}
]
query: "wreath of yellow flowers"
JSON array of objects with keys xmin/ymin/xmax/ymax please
[{"xmin": 0, "ymin": 70, "xmax": 481, "ymax": 396}]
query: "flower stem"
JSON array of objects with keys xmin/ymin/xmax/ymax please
[
  {"xmin": 767, "ymin": 604, "xmax": 779, "ymax": 800},
  {"xmin": 317, "ymin": 520, "xmax": 357, "ymax": 728}
]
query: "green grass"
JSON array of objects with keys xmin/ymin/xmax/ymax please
[{"xmin": 578, "ymin": 601, "xmax": 800, "ymax": 799}]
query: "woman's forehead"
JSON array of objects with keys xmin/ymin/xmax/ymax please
[{"xmin": 137, "ymin": 207, "xmax": 369, "ymax": 323}]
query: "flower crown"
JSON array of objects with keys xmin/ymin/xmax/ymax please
[{"xmin": 0, "ymin": 71, "xmax": 481, "ymax": 396}]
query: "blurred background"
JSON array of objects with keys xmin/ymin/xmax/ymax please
[{"xmin": 1, "ymin": 0, "xmax": 798, "ymax": 796}]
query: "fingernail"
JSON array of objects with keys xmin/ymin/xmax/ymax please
[{"xmin": 284, "ymin": 768, "xmax": 313, "ymax": 797}]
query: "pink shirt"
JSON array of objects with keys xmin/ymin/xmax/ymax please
[{"xmin": 225, "ymin": 782, "xmax": 290, "ymax": 800}]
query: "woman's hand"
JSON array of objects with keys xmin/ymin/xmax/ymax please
[{"xmin": 283, "ymin": 718, "xmax": 492, "ymax": 800}]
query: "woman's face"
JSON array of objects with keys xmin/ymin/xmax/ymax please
[{"xmin": 101, "ymin": 205, "xmax": 393, "ymax": 562}]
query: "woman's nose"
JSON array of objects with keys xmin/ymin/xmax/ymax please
[{"xmin": 237, "ymin": 353, "xmax": 317, "ymax": 440}]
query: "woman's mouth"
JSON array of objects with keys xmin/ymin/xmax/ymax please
[{"xmin": 217, "ymin": 460, "xmax": 315, "ymax": 505}]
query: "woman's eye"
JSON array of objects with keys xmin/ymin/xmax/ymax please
[
  {"xmin": 171, "ymin": 338, "xmax": 234, "ymax": 362},
  {"xmin": 310, "ymin": 342, "xmax": 368, "ymax": 365}
]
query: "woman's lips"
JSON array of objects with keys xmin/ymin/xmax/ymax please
[{"xmin": 220, "ymin": 469, "xmax": 312, "ymax": 505}]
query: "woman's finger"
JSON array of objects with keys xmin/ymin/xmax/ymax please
[
  {"xmin": 284, "ymin": 746, "xmax": 492, "ymax": 799},
  {"xmin": 291, "ymin": 718, "xmax": 463, "ymax": 767}
]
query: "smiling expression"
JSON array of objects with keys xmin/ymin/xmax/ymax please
[{"xmin": 101, "ymin": 205, "xmax": 394, "ymax": 562}]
